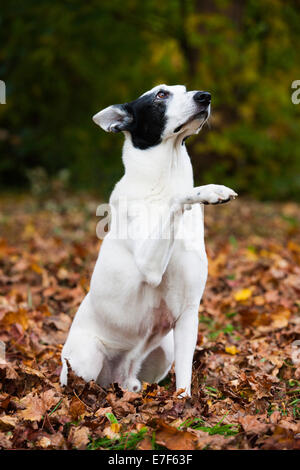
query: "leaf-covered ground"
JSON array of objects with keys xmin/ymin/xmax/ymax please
[{"xmin": 0, "ymin": 194, "xmax": 300, "ymax": 450}]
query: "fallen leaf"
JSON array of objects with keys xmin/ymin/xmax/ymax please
[
  {"xmin": 20, "ymin": 390, "xmax": 59, "ymax": 421},
  {"xmin": 238, "ymin": 415, "xmax": 269, "ymax": 434},
  {"xmin": 0, "ymin": 415, "xmax": 18, "ymax": 430},
  {"xmin": 69, "ymin": 396, "xmax": 86, "ymax": 421},
  {"xmin": 69, "ymin": 426, "xmax": 90, "ymax": 449},
  {"xmin": 234, "ymin": 288, "xmax": 252, "ymax": 302},
  {"xmin": 154, "ymin": 421, "xmax": 197, "ymax": 450},
  {"xmin": 225, "ymin": 345, "xmax": 239, "ymax": 355}
]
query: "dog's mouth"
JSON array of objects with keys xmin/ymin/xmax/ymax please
[{"xmin": 173, "ymin": 109, "xmax": 209, "ymax": 134}]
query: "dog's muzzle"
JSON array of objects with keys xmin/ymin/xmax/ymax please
[
  {"xmin": 193, "ymin": 91, "xmax": 211, "ymax": 107},
  {"xmin": 173, "ymin": 91, "xmax": 211, "ymax": 133}
]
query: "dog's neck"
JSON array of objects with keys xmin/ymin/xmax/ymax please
[{"xmin": 120, "ymin": 134, "xmax": 194, "ymax": 200}]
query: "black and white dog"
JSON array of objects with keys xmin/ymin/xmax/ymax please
[{"xmin": 60, "ymin": 84, "xmax": 237, "ymax": 396}]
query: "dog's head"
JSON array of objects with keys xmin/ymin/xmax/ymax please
[{"xmin": 93, "ymin": 85, "xmax": 211, "ymax": 150}]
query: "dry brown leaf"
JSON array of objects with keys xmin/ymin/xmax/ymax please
[
  {"xmin": 1, "ymin": 196, "xmax": 300, "ymax": 450},
  {"xmin": 0, "ymin": 415, "xmax": 18, "ymax": 431},
  {"xmin": 238, "ymin": 415, "xmax": 270, "ymax": 434},
  {"xmin": 20, "ymin": 389, "xmax": 59, "ymax": 421},
  {"xmin": 69, "ymin": 426, "xmax": 90, "ymax": 449},
  {"xmin": 37, "ymin": 436, "xmax": 51, "ymax": 448},
  {"xmin": 69, "ymin": 396, "xmax": 86, "ymax": 421},
  {"xmin": 155, "ymin": 421, "xmax": 197, "ymax": 450}
]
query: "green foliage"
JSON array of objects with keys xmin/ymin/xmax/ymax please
[
  {"xmin": 179, "ymin": 413, "xmax": 240, "ymax": 436},
  {"xmin": 1, "ymin": 0, "xmax": 300, "ymax": 199},
  {"xmin": 193, "ymin": 421, "xmax": 239, "ymax": 436},
  {"xmin": 199, "ymin": 314, "xmax": 237, "ymax": 339},
  {"xmin": 88, "ymin": 427, "xmax": 148, "ymax": 450},
  {"xmin": 87, "ymin": 412, "xmax": 148, "ymax": 450}
]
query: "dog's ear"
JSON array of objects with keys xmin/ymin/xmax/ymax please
[{"xmin": 92, "ymin": 104, "xmax": 133, "ymax": 133}]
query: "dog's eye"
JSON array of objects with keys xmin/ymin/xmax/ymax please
[{"xmin": 156, "ymin": 90, "xmax": 169, "ymax": 99}]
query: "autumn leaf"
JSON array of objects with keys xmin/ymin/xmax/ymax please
[
  {"xmin": 238, "ymin": 415, "xmax": 270, "ymax": 434},
  {"xmin": 37, "ymin": 436, "xmax": 51, "ymax": 448},
  {"xmin": 69, "ymin": 396, "xmax": 86, "ymax": 421},
  {"xmin": 30, "ymin": 263, "xmax": 43, "ymax": 275},
  {"xmin": 0, "ymin": 415, "xmax": 18, "ymax": 431},
  {"xmin": 69, "ymin": 426, "xmax": 90, "ymax": 449},
  {"xmin": 234, "ymin": 288, "xmax": 252, "ymax": 302},
  {"xmin": 20, "ymin": 390, "xmax": 59, "ymax": 421},
  {"xmin": 154, "ymin": 421, "xmax": 197, "ymax": 450},
  {"xmin": 270, "ymin": 308, "xmax": 290, "ymax": 329},
  {"xmin": 1, "ymin": 309, "xmax": 29, "ymax": 331},
  {"xmin": 225, "ymin": 345, "xmax": 239, "ymax": 355},
  {"xmin": 111, "ymin": 422, "xmax": 121, "ymax": 433},
  {"xmin": 1, "ymin": 195, "xmax": 300, "ymax": 450}
]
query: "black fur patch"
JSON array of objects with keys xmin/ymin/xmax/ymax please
[{"xmin": 123, "ymin": 92, "xmax": 167, "ymax": 150}]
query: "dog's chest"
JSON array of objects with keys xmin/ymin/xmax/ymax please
[
  {"xmin": 143, "ymin": 299, "xmax": 174, "ymax": 349},
  {"xmin": 152, "ymin": 298, "xmax": 174, "ymax": 334}
]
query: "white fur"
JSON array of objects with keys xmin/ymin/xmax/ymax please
[{"xmin": 60, "ymin": 85, "xmax": 237, "ymax": 396}]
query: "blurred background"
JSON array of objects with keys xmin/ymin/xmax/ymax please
[{"xmin": 1, "ymin": 0, "xmax": 300, "ymax": 200}]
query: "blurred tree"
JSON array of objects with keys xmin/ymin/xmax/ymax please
[{"xmin": 0, "ymin": 0, "xmax": 300, "ymax": 199}]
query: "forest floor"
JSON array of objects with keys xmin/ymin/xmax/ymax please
[{"xmin": 0, "ymin": 193, "xmax": 300, "ymax": 450}]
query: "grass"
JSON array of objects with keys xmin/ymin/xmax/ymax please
[
  {"xmin": 225, "ymin": 311, "xmax": 238, "ymax": 319},
  {"xmin": 88, "ymin": 412, "xmax": 148, "ymax": 450},
  {"xmin": 179, "ymin": 412, "xmax": 239, "ymax": 437},
  {"xmin": 280, "ymin": 214, "xmax": 299, "ymax": 228},
  {"xmin": 88, "ymin": 427, "xmax": 148, "ymax": 450},
  {"xmin": 88, "ymin": 411, "xmax": 239, "ymax": 450},
  {"xmin": 199, "ymin": 315, "xmax": 238, "ymax": 340},
  {"xmin": 287, "ymin": 384, "xmax": 300, "ymax": 418},
  {"xmin": 204, "ymin": 385, "xmax": 224, "ymax": 399}
]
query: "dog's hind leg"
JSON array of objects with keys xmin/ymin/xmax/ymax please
[
  {"xmin": 60, "ymin": 329, "xmax": 105, "ymax": 386},
  {"xmin": 138, "ymin": 331, "xmax": 174, "ymax": 384}
]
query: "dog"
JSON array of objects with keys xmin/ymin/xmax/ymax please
[{"xmin": 60, "ymin": 84, "xmax": 237, "ymax": 396}]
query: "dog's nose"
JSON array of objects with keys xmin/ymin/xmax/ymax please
[{"xmin": 194, "ymin": 91, "xmax": 211, "ymax": 105}]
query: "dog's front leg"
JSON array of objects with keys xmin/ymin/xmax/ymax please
[
  {"xmin": 132, "ymin": 184, "xmax": 237, "ymax": 287},
  {"xmin": 174, "ymin": 184, "xmax": 237, "ymax": 207},
  {"xmin": 174, "ymin": 309, "xmax": 198, "ymax": 397},
  {"xmin": 133, "ymin": 204, "xmax": 182, "ymax": 287}
]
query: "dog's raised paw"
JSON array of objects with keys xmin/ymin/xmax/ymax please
[{"xmin": 194, "ymin": 184, "xmax": 238, "ymax": 205}]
